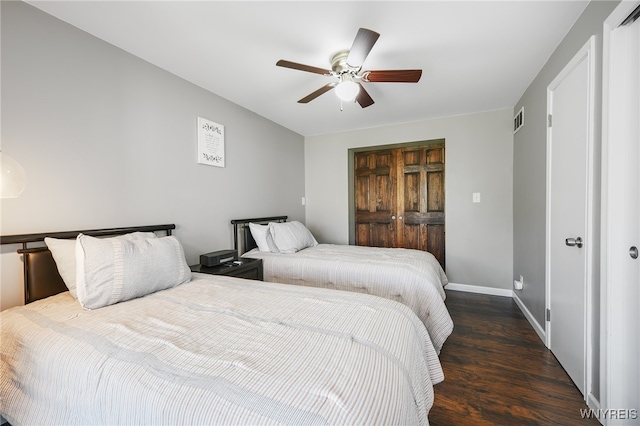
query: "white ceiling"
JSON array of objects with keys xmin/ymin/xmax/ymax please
[{"xmin": 27, "ymin": 1, "xmax": 589, "ymax": 137}]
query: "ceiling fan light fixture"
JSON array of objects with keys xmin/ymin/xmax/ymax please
[{"xmin": 335, "ymin": 75, "xmax": 359, "ymax": 101}]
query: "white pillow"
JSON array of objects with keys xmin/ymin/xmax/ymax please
[
  {"xmin": 268, "ymin": 221, "xmax": 318, "ymax": 254},
  {"xmin": 248, "ymin": 222, "xmax": 279, "ymax": 252},
  {"xmin": 45, "ymin": 232, "xmax": 157, "ymax": 298},
  {"xmin": 75, "ymin": 234, "xmax": 191, "ymax": 309}
]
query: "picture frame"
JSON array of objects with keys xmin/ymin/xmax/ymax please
[{"xmin": 197, "ymin": 117, "xmax": 225, "ymax": 167}]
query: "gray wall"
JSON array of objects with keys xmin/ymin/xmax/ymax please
[
  {"xmin": 304, "ymin": 108, "xmax": 514, "ymax": 290},
  {"xmin": 513, "ymin": 0, "xmax": 618, "ymax": 326},
  {"xmin": 0, "ymin": 1, "xmax": 305, "ymax": 310},
  {"xmin": 513, "ymin": 0, "xmax": 619, "ymax": 401}
]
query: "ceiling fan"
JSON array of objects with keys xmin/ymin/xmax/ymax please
[{"xmin": 276, "ymin": 28, "xmax": 422, "ymax": 108}]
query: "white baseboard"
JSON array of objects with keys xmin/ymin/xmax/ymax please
[
  {"xmin": 446, "ymin": 283, "xmax": 548, "ymax": 347},
  {"xmin": 446, "ymin": 282, "xmax": 513, "ymax": 297},
  {"xmin": 587, "ymin": 392, "xmax": 600, "ymax": 411},
  {"xmin": 512, "ymin": 291, "xmax": 547, "ymax": 345}
]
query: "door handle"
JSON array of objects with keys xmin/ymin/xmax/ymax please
[
  {"xmin": 565, "ymin": 237, "xmax": 583, "ymax": 248},
  {"xmin": 630, "ymin": 246, "xmax": 638, "ymax": 260}
]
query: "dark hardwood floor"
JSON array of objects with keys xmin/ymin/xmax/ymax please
[{"xmin": 429, "ymin": 290, "xmax": 600, "ymax": 426}]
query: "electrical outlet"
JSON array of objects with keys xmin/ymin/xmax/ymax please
[{"xmin": 514, "ymin": 275, "xmax": 524, "ymax": 290}]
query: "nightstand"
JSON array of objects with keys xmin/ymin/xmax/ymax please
[{"xmin": 190, "ymin": 257, "xmax": 263, "ymax": 281}]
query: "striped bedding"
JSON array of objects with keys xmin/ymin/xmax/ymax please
[
  {"xmin": 1, "ymin": 273, "xmax": 443, "ymax": 426},
  {"xmin": 243, "ymin": 244, "xmax": 454, "ymax": 353}
]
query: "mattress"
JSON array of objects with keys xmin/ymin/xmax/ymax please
[
  {"xmin": 0, "ymin": 273, "xmax": 443, "ymax": 425},
  {"xmin": 243, "ymin": 243, "xmax": 453, "ymax": 353}
]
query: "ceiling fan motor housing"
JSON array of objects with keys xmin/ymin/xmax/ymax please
[{"xmin": 330, "ymin": 49, "xmax": 360, "ymax": 76}]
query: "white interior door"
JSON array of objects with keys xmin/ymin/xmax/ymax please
[
  {"xmin": 602, "ymin": 4, "xmax": 640, "ymax": 424},
  {"xmin": 546, "ymin": 37, "xmax": 595, "ymax": 398}
]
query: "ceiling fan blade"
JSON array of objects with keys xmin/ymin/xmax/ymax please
[
  {"xmin": 346, "ymin": 28, "xmax": 380, "ymax": 68},
  {"xmin": 276, "ymin": 60, "xmax": 331, "ymax": 75},
  {"xmin": 355, "ymin": 83, "xmax": 374, "ymax": 108},
  {"xmin": 363, "ymin": 69, "xmax": 423, "ymax": 83},
  {"xmin": 298, "ymin": 83, "xmax": 337, "ymax": 103}
]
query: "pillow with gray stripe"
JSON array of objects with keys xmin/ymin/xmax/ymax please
[{"xmin": 75, "ymin": 234, "xmax": 191, "ymax": 309}]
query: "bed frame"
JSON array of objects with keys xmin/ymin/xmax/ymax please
[
  {"xmin": 0, "ymin": 224, "xmax": 176, "ymax": 304},
  {"xmin": 231, "ymin": 216, "xmax": 287, "ymax": 254}
]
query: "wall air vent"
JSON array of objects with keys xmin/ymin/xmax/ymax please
[{"xmin": 513, "ymin": 107, "xmax": 524, "ymax": 134}]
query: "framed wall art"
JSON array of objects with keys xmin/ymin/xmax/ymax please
[{"xmin": 197, "ymin": 117, "xmax": 225, "ymax": 167}]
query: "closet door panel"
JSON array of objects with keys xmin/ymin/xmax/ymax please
[{"xmin": 354, "ymin": 143, "xmax": 445, "ymax": 269}]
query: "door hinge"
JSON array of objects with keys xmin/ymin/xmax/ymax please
[
  {"xmin": 547, "ymin": 114, "xmax": 553, "ymax": 128},
  {"xmin": 546, "ymin": 308, "xmax": 551, "ymax": 322}
]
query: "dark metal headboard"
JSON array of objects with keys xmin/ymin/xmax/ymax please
[
  {"xmin": 1, "ymin": 224, "xmax": 176, "ymax": 304},
  {"xmin": 231, "ymin": 216, "xmax": 287, "ymax": 254}
]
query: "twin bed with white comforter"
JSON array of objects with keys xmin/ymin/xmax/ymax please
[
  {"xmin": 244, "ymin": 243, "xmax": 453, "ymax": 353},
  {"xmin": 0, "ymin": 223, "xmax": 451, "ymax": 425},
  {"xmin": 234, "ymin": 217, "xmax": 454, "ymax": 353},
  {"xmin": 1, "ymin": 274, "xmax": 442, "ymax": 425}
]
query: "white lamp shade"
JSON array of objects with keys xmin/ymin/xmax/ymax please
[
  {"xmin": 335, "ymin": 79, "xmax": 360, "ymax": 101},
  {"xmin": 0, "ymin": 152, "xmax": 26, "ymax": 198}
]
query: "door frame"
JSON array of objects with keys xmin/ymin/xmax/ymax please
[
  {"xmin": 600, "ymin": 1, "xmax": 640, "ymax": 422},
  {"xmin": 544, "ymin": 36, "xmax": 596, "ymax": 402}
]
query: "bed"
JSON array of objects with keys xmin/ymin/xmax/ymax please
[
  {"xmin": 232, "ymin": 216, "xmax": 454, "ymax": 353},
  {"xmin": 0, "ymin": 224, "xmax": 444, "ymax": 425}
]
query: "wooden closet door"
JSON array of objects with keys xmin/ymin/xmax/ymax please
[
  {"xmin": 354, "ymin": 143, "xmax": 445, "ymax": 269},
  {"xmin": 354, "ymin": 150, "xmax": 397, "ymax": 247},
  {"xmin": 398, "ymin": 144, "xmax": 445, "ymax": 268}
]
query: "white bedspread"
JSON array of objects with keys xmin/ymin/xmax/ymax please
[
  {"xmin": 1, "ymin": 273, "xmax": 443, "ymax": 426},
  {"xmin": 243, "ymin": 244, "xmax": 453, "ymax": 353}
]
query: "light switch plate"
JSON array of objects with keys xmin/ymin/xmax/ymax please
[{"xmin": 473, "ymin": 192, "xmax": 481, "ymax": 203}]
